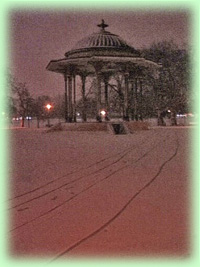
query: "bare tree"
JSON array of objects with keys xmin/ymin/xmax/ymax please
[{"xmin": 11, "ymin": 78, "xmax": 33, "ymax": 127}]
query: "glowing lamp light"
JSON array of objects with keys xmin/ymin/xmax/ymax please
[
  {"xmin": 46, "ymin": 104, "xmax": 52, "ymax": 110},
  {"xmin": 100, "ymin": 110, "xmax": 106, "ymax": 116}
]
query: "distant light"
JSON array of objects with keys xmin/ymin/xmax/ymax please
[
  {"xmin": 26, "ymin": 116, "xmax": 32, "ymax": 120},
  {"xmin": 167, "ymin": 110, "xmax": 171, "ymax": 113},
  {"xmin": 46, "ymin": 104, "xmax": 52, "ymax": 110},
  {"xmin": 77, "ymin": 112, "xmax": 80, "ymax": 116},
  {"xmin": 100, "ymin": 110, "xmax": 106, "ymax": 116},
  {"xmin": 176, "ymin": 114, "xmax": 186, "ymax": 118}
]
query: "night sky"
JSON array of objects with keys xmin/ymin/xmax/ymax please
[{"xmin": 10, "ymin": 10, "xmax": 189, "ymax": 97}]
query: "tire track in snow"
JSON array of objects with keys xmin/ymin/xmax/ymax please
[
  {"xmin": 9, "ymin": 146, "xmax": 131, "ymax": 200},
  {"xmin": 9, "ymin": 131, "xmax": 162, "ymax": 209},
  {"xmin": 51, "ymin": 134, "xmax": 179, "ymax": 260},
  {"xmin": 9, "ymin": 133, "xmax": 153, "ymax": 202},
  {"xmin": 10, "ymin": 132, "xmax": 164, "ymax": 232},
  {"xmin": 9, "ymin": 147, "xmax": 135, "ymax": 209}
]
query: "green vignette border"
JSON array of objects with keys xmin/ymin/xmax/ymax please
[{"xmin": 0, "ymin": 0, "xmax": 199, "ymax": 267}]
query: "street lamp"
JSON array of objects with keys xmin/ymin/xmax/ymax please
[
  {"xmin": 45, "ymin": 104, "xmax": 52, "ymax": 127},
  {"xmin": 100, "ymin": 110, "xmax": 106, "ymax": 117},
  {"xmin": 46, "ymin": 104, "xmax": 52, "ymax": 110},
  {"xmin": 100, "ymin": 109, "xmax": 109, "ymax": 121}
]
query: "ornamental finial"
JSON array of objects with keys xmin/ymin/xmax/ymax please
[{"xmin": 97, "ymin": 19, "xmax": 108, "ymax": 31}]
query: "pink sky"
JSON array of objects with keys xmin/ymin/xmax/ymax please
[{"xmin": 10, "ymin": 10, "xmax": 189, "ymax": 97}]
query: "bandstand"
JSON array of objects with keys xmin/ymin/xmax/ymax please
[{"xmin": 46, "ymin": 20, "xmax": 160, "ymax": 122}]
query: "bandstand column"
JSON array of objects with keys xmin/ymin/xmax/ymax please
[
  {"xmin": 91, "ymin": 63, "xmax": 103, "ymax": 122},
  {"xmin": 123, "ymin": 72, "xmax": 129, "ymax": 121},
  {"xmin": 64, "ymin": 73, "xmax": 69, "ymax": 122},
  {"xmin": 81, "ymin": 74, "xmax": 87, "ymax": 122},
  {"xmin": 139, "ymin": 78, "xmax": 143, "ymax": 120},
  {"xmin": 104, "ymin": 75, "xmax": 109, "ymax": 112},
  {"xmin": 73, "ymin": 74, "xmax": 77, "ymax": 122},
  {"xmin": 134, "ymin": 78, "xmax": 138, "ymax": 121},
  {"xmin": 130, "ymin": 79, "xmax": 134, "ymax": 120},
  {"xmin": 96, "ymin": 72, "xmax": 102, "ymax": 122},
  {"xmin": 68, "ymin": 75, "xmax": 73, "ymax": 122}
]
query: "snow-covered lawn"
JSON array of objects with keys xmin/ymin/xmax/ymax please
[{"xmin": 8, "ymin": 126, "xmax": 191, "ymax": 260}]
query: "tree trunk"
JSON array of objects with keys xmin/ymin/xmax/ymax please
[
  {"xmin": 171, "ymin": 110, "xmax": 177, "ymax": 126},
  {"xmin": 157, "ymin": 109, "xmax": 165, "ymax": 126},
  {"xmin": 37, "ymin": 118, "xmax": 40, "ymax": 128},
  {"xmin": 21, "ymin": 117, "xmax": 25, "ymax": 127}
]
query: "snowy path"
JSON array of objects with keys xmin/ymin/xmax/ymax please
[{"xmin": 8, "ymin": 127, "xmax": 190, "ymax": 259}]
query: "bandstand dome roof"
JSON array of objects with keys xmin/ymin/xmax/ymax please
[
  {"xmin": 47, "ymin": 20, "xmax": 160, "ymax": 74},
  {"xmin": 70, "ymin": 30, "xmax": 135, "ymax": 51},
  {"xmin": 65, "ymin": 19, "xmax": 140, "ymax": 58}
]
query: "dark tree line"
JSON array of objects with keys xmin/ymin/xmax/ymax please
[
  {"xmin": 141, "ymin": 41, "xmax": 190, "ymax": 125},
  {"xmin": 106, "ymin": 41, "xmax": 190, "ymax": 125}
]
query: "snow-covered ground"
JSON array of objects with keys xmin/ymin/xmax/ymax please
[{"xmin": 8, "ymin": 126, "xmax": 191, "ymax": 260}]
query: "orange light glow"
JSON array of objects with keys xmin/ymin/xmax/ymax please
[
  {"xmin": 46, "ymin": 104, "xmax": 52, "ymax": 110},
  {"xmin": 100, "ymin": 110, "xmax": 106, "ymax": 116}
]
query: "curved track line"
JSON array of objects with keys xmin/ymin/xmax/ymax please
[
  {"xmin": 9, "ymin": 145, "xmax": 139, "ymax": 209},
  {"xmin": 10, "ymin": 132, "xmax": 159, "ymax": 209},
  {"xmin": 10, "ymin": 141, "xmax": 159, "ymax": 232},
  {"xmin": 51, "ymin": 136, "xmax": 179, "ymax": 260},
  {"xmin": 9, "ymin": 134, "xmax": 152, "ymax": 201}
]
